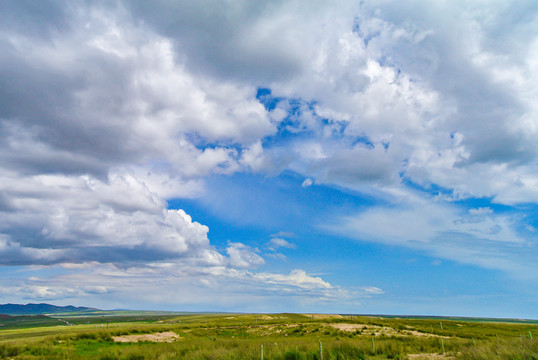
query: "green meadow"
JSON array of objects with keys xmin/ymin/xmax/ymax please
[{"xmin": 1, "ymin": 312, "xmax": 537, "ymax": 359}]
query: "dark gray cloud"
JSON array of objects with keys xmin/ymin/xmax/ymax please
[
  {"xmin": 0, "ymin": 20, "xmax": 139, "ymax": 177},
  {"xmin": 0, "ymin": 1, "xmax": 273, "ymax": 181},
  {"xmin": 310, "ymin": 145, "xmax": 398, "ymax": 186},
  {"xmin": 2, "ymin": 0, "xmax": 537, "ymax": 199},
  {"xmin": 0, "ymin": 0, "xmax": 70, "ymax": 40},
  {"xmin": 125, "ymin": 0, "xmax": 303, "ymax": 82}
]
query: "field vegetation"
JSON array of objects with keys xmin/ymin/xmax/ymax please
[{"xmin": 1, "ymin": 312, "xmax": 537, "ymax": 359}]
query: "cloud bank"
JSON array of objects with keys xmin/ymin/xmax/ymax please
[{"xmin": 1, "ymin": 0, "xmax": 537, "ymax": 310}]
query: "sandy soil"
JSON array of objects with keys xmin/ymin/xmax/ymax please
[
  {"xmin": 112, "ymin": 331, "xmax": 180, "ymax": 343},
  {"xmin": 408, "ymin": 354, "xmax": 455, "ymax": 359},
  {"xmin": 330, "ymin": 324, "xmax": 367, "ymax": 331},
  {"xmin": 303, "ymin": 314, "xmax": 344, "ymax": 319},
  {"xmin": 330, "ymin": 323, "xmax": 449, "ymax": 338}
]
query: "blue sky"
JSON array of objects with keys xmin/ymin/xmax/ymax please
[{"xmin": 1, "ymin": 0, "xmax": 538, "ymax": 318}]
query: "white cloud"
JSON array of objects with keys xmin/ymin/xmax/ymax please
[
  {"xmin": 301, "ymin": 178, "xmax": 313, "ymax": 187},
  {"xmin": 1, "ymin": 0, "xmax": 538, "ymax": 308},
  {"xmin": 2, "ymin": 1, "xmax": 537, "ymax": 205},
  {"xmin": 239, "ymin": 141, "xmax": 270, "ymax": 172},
  {"xmin": 267, "ymin": 253, "xmax": 287, "ymax": 261},
  {"xmin": 2, "ymin": 1, "xmax": 538, "ymax": 203},
  {"xmin": 328, "ymin": 188, "xmax": 537, "ymax": 278},
  {"xmin": 469, "ymin": 207, "xmax": 494, "ymax": 216},
  {"xmin": 243, "ymin": 1, "xmax": 538, "ymax": 207},
  {"xmin": 268, "ymin": 238, "xmax": 296, "ymax": 251},
  {"xmin": 361, "ymin": 286, "xmax": 384, "ymax": 295},
  {"xmin": 0, "ymin": 171, "xmax": 223, "ymax": 265},
  {"xmin": 0, "ymin": 262, "xmax": 373, "ymax": 311},
  {"xmin": 128, "ymin": 168, "xmax": 205, "ymax": 199},
  {"xmin": 253, "ymin": 269, "xmax": 332, "ymax": 290},
  {"xmin": 226, "ymin": 242, "xmax": 265, "ymax": 269}
]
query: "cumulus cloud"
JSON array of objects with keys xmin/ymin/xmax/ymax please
[
  {"xmin": 239, "ymin": 1, "xmax": 538, "ymax": 207},
  {"xmin": 2, "ymin": 1, "xmax": 538, "ymax": 201},
  {"xmin": 0, "ymin": 3, "xmax": 274, "ymax": 183},
  {"xmin": 124, "ymin": 0, "xmax": 351, "ymax": 83},
  {"xmin": 0, "ymin": 2, "xmax": 277, "ymax": 282},
  {"xmin": 0, "ymin": 172, "xmax": 223, "ymax": 265},
  {"xmin": 226, "ymin": 242, "xmax": 265, "ymax": 269},
  {"xmin": 3, "ymin": 0, "xmax": 537, "ymax": 204},
  {"xmin": 1, "ymin": 0, "xmax": 537, "ymax": 309}
]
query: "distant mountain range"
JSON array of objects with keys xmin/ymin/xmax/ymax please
[{"xmin": 0, "ymin": 303, "xmax": 97, "ymax": 315}]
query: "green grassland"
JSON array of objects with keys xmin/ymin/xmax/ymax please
[{"xmin": 1, "ymin": 312, "xmax": 537, "ymax": 359}]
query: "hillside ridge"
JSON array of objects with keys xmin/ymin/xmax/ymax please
[{"xmin": 0, "ymin": 303, "xmax": 97, "ymax": 315}]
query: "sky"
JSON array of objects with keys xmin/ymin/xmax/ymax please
[{"xmin": 1, "ymin": 0, "xmax": 538, "ymax": 318}]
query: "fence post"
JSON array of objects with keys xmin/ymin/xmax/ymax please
[
  {"xmin": 372, "ymin": 337, "xmax": 375, "ymax": 353},
  {"xmin": 319, "ymin": 341, "xmax": 323, "ymax": 360},
  {"xmin": 441, "ymin": 338, "xmax": 445, "ymax": 355},
  {"xmin": 260, "ymin": 344, "xmax": 263, "ymax": 360},
  {"xmin": 529, "ymin": 331, "xmax": 533, "ymax": 340}
]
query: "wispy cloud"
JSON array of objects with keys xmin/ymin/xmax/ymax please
[
  {"xmin": 267, "ymin": 238, "xmax": 297, "ymax": 251},
  {"xmin": 327, "ymin": 188, "xmax": 537, "ymax": 279}
]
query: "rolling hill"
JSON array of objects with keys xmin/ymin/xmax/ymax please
[{"xmin": 0, "ymin": 303, "xmax": 97, "ymax": 315}]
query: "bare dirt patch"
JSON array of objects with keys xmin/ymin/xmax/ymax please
[
  {"xmin": 408, "ymin": 354, "xmax": 455, "ymax": 359},
  {"xmin": 331, "ymin": 324, "xmax": 365, "ymax": 332},
  {"xmin": 329, "ymin": 324, "xmax": 449, "ymax": 338},
  {"xmin": 303, "ymin": 314, "xmax": 344, "ymax": 319},
  {"xmin": 330, "ymin": 323, "xmax": 393, "ymax": 336},
  {"xmin": 112, "ymin": 331, "xmax": 180, "ymax": 343},
  {"xmin": 246, "ymin": 323, "xmax": 304, "ymax": 336}
]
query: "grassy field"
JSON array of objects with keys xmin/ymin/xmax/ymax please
[{"xmin": 1, "ymin": 312, "xmax": 537, "ymax": 359}]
